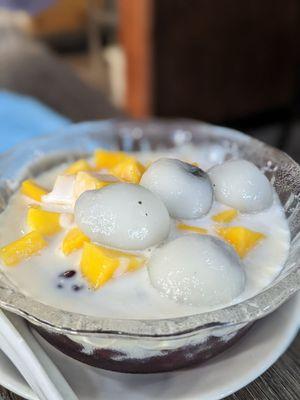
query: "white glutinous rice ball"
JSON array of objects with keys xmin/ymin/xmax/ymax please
[
  {"xmin": 209, "ymin": 159, "xmax": 273, "ymax": 213},
  {"xmin": 148, "ymin": 234, "xmax": 246, "ymax": 307},
  {"xmin": 140, "ymin": 158, "xmax": 213, "ymax": 219},
  {"xmin": 75, "ymin": 183, "xmax": 170, "ymax": 250}
]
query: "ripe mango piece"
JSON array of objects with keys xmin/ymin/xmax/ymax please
[
  {"xmin": 126, "ymin": 255, "xmax": 145, "ymax": 272},
  {"xmin": 99, "ymin": 246, "xmax": 145, "ymax": 272},
  {"xmin": 62, "ymin": 227, "xmax": 90, "ymax": 255},
  {"xmin": 73, "ymin": 171, "xmax": 109, "ymax": 199},
  {"xmin": 94, "ymin": 150, "xmax": 130, "ymax": 169},
  {"xmin": 0, "ymin": 231, "xmax": 47, "ymax": 266},
  {"xmin": 177, "ymin": 223, "xmax": 207, "ymax": 234},
  {"xmin": 64, "ymin": 159, "xmax": 92, "ymax": 175},
  {"xmin": 80, "ymin": 242, "xmax": 144, "ymax": 289},
  {"xmin": 110, "ymin": 158, "xmax": 145, "ymax": 183},
  {"xmin": 217, "ymin": 226, "xmax": 265, "ymax": 258},
  {"xmin": 80, "ymin": 242, "xmax": 120, "ymax": 289},
  {"xmin": 21, "ymin": 180, "xmax": 48, "ymax": 202},
  {"xmin": 27, "ymin": 207, "xmax": 61, "ymax": 236},
  {"xmin": 212, "ymin": 209, "xmax": 238, "ymax": 223}
]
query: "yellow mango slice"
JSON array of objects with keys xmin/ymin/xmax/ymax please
[
  {"xmin": 0, "ymin": 231, "xmax": 47, "ymax": 266},
  {"xmin": 21, "ymin": 180, "xmax": 48, "ymax": 202},
  {"xmin": 99, "ymin": 246, "xmax": 145, "ymax": 272},
  {"xmin": 27, "ymin": 207, "xmax": 61, "ymax": 236},
  {"xmin": 212, "ymin": 209, "xmax": 238, "ymax": 223},
  {"xmin": 73, "ymin": 171, "xmax": 109, "ymax": 199},
  {"xmin": 217, "ymin": 226, "xmax": 265, "ymax": 258},
  {"xmin": 62, "ymin": 227, "xmax": 90, "ymax": 255},
  {"xmin": 80, "ymin": 242, "xmax": 144, "ymax": 289},
  {"xmin": 94, "ymin": 150, "xmax": 130, "ymax": 169},
  {"xmin": 64, "ymin": 159, "xmax": 92, "ymax": 175},
  {"xmin": 126, "ymin": 255, "xmax": 145, "ymax": 272},
  {"xmin": 80, "ymin": 242, "xmax": 120, "ymax": 289},
  {"xmin": 110, "ymin": 158, "xmax": 145, "ymax": 184},
  {"xmin": 177, "ymin": 223, "xmax": 207, "ymax": 234}
]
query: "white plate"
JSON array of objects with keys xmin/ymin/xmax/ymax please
[{"xmin": 0, "ymin": 294, "xmax": 299, "ymax": 400}]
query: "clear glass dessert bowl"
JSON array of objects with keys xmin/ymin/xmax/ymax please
[{"xmin": 0, "ymin": 119, "xmax": 299, "ymax": 373}]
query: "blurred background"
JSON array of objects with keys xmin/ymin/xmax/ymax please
[{"xmin": 0, "ymin": 0, "xmax": 300, "ymax": 159}]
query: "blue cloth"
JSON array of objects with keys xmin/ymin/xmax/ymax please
[
  {"xmin": 0, "ymin": 91, "xmax": 70, "ymax": 152},
  {"xmin": 0, "ymin": 0, "xmax": 55, "ymax": 15}
]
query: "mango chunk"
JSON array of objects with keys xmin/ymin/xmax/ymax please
[
  {"xmin": 177, "ymin": 223, "xmax": 207, "ymax": 234},
  {"xmin": 217, "ymin": 226, "xmax": 266, "ymax": 258},
  {"xmin": 99, "ymin": 246, "xmax": 145, "ymax": 272},
  {"xmin": 110, "ymin": 158, "xmax": 145, "ymax": 183},
  {"xmin": 126, "ymin": 255, "xmax": 145, "ymax": 272},
  {"xmin": 0, "ymin": 231, "xmax": 47, "ymax": 266},
  {"xmin": 73, "ymin": 171, "xmax": 109, "ymax": 199},
  {"xmin": 94, "ymin": 150, "xmax": 145, "ymax": 182},
  {"xmin": 62, "ymin": 227, "xmax": 90, "ymax": 255},
  {"xmin": 94, "ymin": 150, "xmax": 130, "ymax": 169},
  {"xmin": 64, "ymin": 159, "xmax": 92, "ymax": 175},
  {"xmin": 27, "ymin": 207, "xmax": 61, "ymax": 236},
  {"xmin": 212, "ymin": 209, "xmax": 238, "ymax": 223},
  {"xmin": 80, "ymin": 242, "xmax": 120, "ymax": 289},
  {"xmin": 80, "ymin": 242, "xmax": 144, "ymax": 289},
  {"xmin": 21, "ymin": 180, "xmax": 48, "ymax": 202}
]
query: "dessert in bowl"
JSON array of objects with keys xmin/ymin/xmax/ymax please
[{"xmin": 0, "ymin": 119, "xmax": 299, "ymax": 373}]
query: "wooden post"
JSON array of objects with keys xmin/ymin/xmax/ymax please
[{"xmin": 118, "ymin": 0, "xmax": 153, "ymax": 117}]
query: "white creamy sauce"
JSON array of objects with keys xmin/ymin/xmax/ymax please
[{"xmin": 0, "ymin": 144, "xmax": 290, "ymax": 319}]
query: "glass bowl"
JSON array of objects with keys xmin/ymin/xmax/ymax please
[{"xmin": 0, "ymin": 119, "xmax": 299, "ymax": 373}]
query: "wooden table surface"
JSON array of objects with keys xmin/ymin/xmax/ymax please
[{"xmin": 0, "ymin": 26, "xmax": 299, "ymax": 400}]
